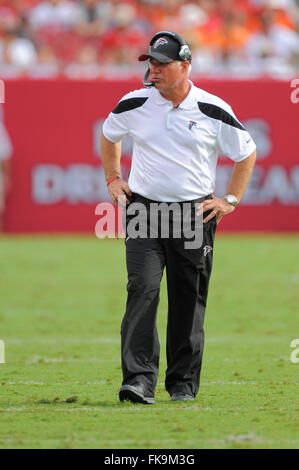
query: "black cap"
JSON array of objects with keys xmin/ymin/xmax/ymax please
[{"xmin": 138, "ymin": 36, "xmax": 181, "ymax": 64}]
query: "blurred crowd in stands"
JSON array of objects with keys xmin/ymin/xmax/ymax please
[{"xmin": 0, "ymin": 0, "xmax": 298, "ymax": 79}]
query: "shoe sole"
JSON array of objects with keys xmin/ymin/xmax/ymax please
[
  {"xmin": 119, "ymin": 385, "xmax": 155, "ymax": 405},
  {"xmin": 171, "ymin": 395, "xmax": 194, "ymax": 402}
]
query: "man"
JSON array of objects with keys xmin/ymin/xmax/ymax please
[
  {"xmin": 0, "ymin": 105, "xmax": 13, "ymax": 232},
  {"xmin": 101, "ymin": 31, "xmax": 256, "ymax": 404}
]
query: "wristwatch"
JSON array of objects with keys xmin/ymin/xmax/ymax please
[{"xmin": 224, "ymin": 194, "xmax": 238, "ymax": 207}]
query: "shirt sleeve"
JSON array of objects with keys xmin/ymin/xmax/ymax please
[
  {"xmin": 217, "ymin": 106, "xmax": 256, "ymax": 162},
  {"xmin": 102, "ymin": 107, "xmax": 129, "ymax": 143}
]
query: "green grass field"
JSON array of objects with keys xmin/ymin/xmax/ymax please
[{"xmin": 0, "ymin": 234, "xmax": 298, "ymax": 449}]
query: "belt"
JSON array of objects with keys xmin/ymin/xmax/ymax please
[{"xmin": 130, "ymin": 193, "xmax": 212, "ymax": 207}]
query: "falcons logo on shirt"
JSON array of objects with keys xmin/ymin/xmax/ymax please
[
  {"xmin": 188, "ymin": 120, "xmax": 197, "ymax": 130},
  {"xmin": 153, "ymin": 38, "xmax": 168, "ymax": 48}
]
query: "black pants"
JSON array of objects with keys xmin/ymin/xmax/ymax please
[{"xmin": 121, "ymin": 193, "xmax": 217, "ymax": 398}]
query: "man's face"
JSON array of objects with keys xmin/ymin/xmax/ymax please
[{"xmin": 148, "ymin": 59, "xmax": 187, "ymax": 92}]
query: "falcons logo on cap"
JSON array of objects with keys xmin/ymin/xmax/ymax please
[{"xmin": 153, "ymin": 38, "xmax": 168, "ymax": 48}]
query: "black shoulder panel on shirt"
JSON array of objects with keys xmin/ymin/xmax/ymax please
[
  {"xmin": 197, "ymin": 102, "xmax": 245, "ymax": 130},
  {"xmin": 112, "ymin": 97, "xmax": 148, "ymax": 114}
]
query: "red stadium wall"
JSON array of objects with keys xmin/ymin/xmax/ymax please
[{"xmin": 2, "ymin": 78, "xmax": 299, "ymax": 233}]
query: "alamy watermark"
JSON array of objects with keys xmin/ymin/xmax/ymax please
[
  {"xmin": 0, "ymin": 80, "xmax": 5, "ymax": 103},
  {"xmin": 0, "ymin": 340, "xmax": 5, "ymax": 363},
  {"xmin": 95, "ymin": 197, "xmax": 205, "ymax": 249},
  {"xmin": 290, "ymin": 79, "xmax": 299, "ymax": 104},
  {"xmin": 290, "ymin": 339, "xmax": 299, "ymax": 364}
]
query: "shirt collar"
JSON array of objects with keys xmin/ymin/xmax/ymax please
[{"xmin": 153, "ymin": 80, "xmax": 196, "ymax": 110}]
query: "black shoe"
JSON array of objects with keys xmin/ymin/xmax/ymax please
[
  {"xmin": 119, "ymin": 383, "xmax": 155, "ymax": 405},
  {"xmin": 171, "ymin": 392, "xmax": 194, "ymax": 402}
]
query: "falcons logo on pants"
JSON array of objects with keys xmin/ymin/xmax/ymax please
[{"xmin": 204, "ymin": 245, "xmax": 213, "ymax": 257}]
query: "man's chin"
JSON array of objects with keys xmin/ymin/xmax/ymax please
[{"xmin": 153, "ymin": 80, "xmax": 163, "ymax": 89}]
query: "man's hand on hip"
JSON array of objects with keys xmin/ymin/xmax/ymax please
[
  {"xmin": 108, "ymin": 178, "xmax": 132, "ymax": 206},
  {"xmin": 196, "ymin": 194, "xmax": 236, "ymax": 225}
]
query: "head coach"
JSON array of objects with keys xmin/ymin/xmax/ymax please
[{"xmin": 101, "ymin": 31, "xmax": 256, "ymax": 404}]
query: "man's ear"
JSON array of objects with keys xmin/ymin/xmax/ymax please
[{"xmin": 182, "ymin": 61, "xmax": 190, "ymax": 74}]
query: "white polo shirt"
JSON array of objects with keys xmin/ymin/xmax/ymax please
[{"xmin": 102, "ymin": 80, "xmax": 256, "ymax": 202}]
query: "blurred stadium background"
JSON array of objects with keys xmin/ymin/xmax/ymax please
[
  {"xmin": 0, "ymin": 0, "xmax": 298, "ymax": 450},
  {"xmin": 0, "ymin": 0, "xmax": 298, "ymax": 78},
  {"xmin": 0, "ymin": 0, "xmax": 298, "ymax": 232}
]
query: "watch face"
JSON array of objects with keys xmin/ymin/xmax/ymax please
[{"xmin": 225, "ymin": 195, "xmax": 238, "ymax": 206}]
